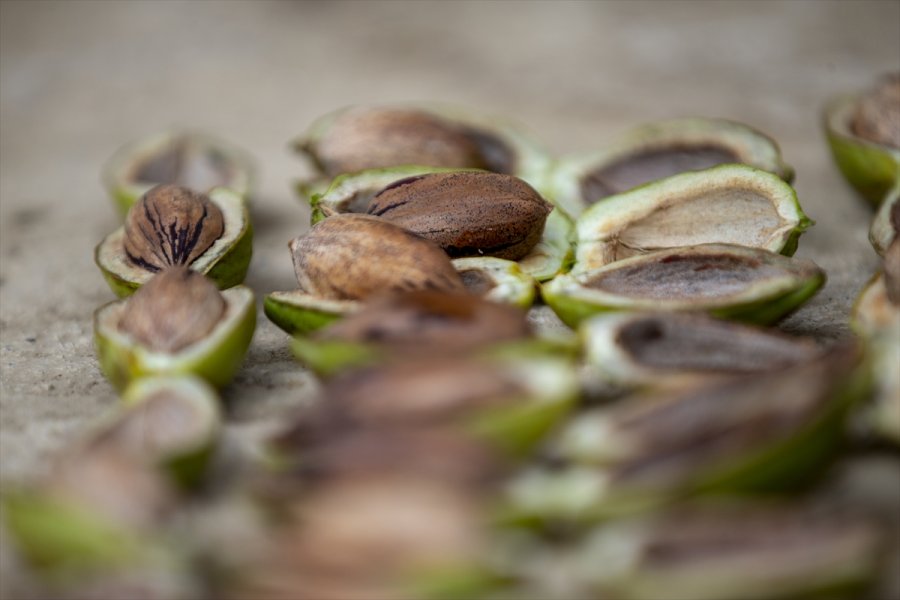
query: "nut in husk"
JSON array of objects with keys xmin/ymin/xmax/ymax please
[
  {"xmin": 508, "ymin": 342, "xmax": 869, "ymax": 522},
  {"xmin": 304, "ymin": 106, "xmax": 490, "ymax": 177},
  {"xmin": 103, "ymin": 129, "xmax": 255, "ymax": 217},
  {"xmin": 823, "ymin": 74, "xmax": 900, "ymax": 205},
  {"xmin": 366, "ymin": 171, "xmax": 553, "ymax": 260},
  {"xmin": 119, "ymin": 266, "xmax": 225, "ymax": 353},
  {"xmin": 852, "ymin": 72, "xmax": 900, "ymax": 150},
  {"xmin": 289, "ymin": 213, "xmax": 465, "ymax": 300},
  {"xmin": 307, "ymin": 166, "xmax": 574, "ymax": 281},
  {"xmin": 124, "ymin": 184, "xmax": 225, "ymax": 272},
  {"xmin": 95, "ymin": 186, "xmax": 252, "ymax": 297},
  {"xmin": 94, "ymin": 276, "xmax": 256, "ymax": 391}
]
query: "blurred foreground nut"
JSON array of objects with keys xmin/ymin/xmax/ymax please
[
  {"xmin": 124, "ymin": 184, "xmax": 225, "ymax": 272},
  {"xmin": 235, "ymin": 474, "xmax": 484, "ymax": 600},
  {"xmin": 367, "ymin": 171, "xmax": 553, "ymax": 260},
  {"xmin": 289, "ymin": 213, "xmax": 465, "ymax": 300},
  {"xmin": 119, "ymin": 266, "xmax": 226, "ymax": 353},
  {"xmin": 318, "ymin": 290, "xmax": 531, "ymax": 353}
]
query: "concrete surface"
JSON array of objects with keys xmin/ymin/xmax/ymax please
[{"xmin": 1, "ymin": 0, "xmax": 899, "ymax": 595}]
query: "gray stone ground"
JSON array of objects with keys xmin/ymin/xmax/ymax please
[{"xmin": 1, "ymin": 1, "xmax": 899, "ymax": 597}]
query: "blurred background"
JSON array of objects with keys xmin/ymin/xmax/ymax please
[{"xmin": 1, "ymin": 0, "xmax": 899, "ymax": 596}]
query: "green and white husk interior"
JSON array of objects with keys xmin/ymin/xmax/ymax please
[
  {"xmin": 573, "ymin": 164, "xmax": 811, "ymax": 272},
  {"xmin": 308, "ymin": 166, "xmax": 573, "ymax": 281},
  {"xmin": 452, "ymin": 257, "xmax": 536, "ymax": 308},
  {"xmin": 294, "ymin": 103, "xmax": 551, "ymax": 186},
  {"xmin": 542, "ymin": 244, "xmax": 825, "ymax": 328},
  {"xmin": 115, "ymin": 376, "xmax": 221, "ymax": 485},
  {"xmin": 102, "ymin": 129, "xmax": 255, "ymax": 218},
  {"xmin": 94, "ymin": 285, "xmax": 256, "ymax": 391},
  {"xmin": 547, "ymin": 117, "xmax": 794, "ymax": 219},
  {"xmin": 824, "ymin": 95, "xmax": 900, "ymax": 206},
  {"xmin": 95, "ymin": 187, "xmax": 252, "ymax": 297}
]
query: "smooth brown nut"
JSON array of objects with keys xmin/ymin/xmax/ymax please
[
  {"xmin": 367, "ymin": 171, "xmax": 553, "ymax": 260},
  {"xmin": 290, "ymin": 214, "xmax": 465, "ymax": 300},
  {"xmin": 124, "ymin": 184, "xmax": 225, "ymax": 272},
  {"xmin": 119, "ymin": 266, "xmax": 226, "ymax": 352},
  {"xmin": 308, "ymin": 107, "xmax": 487, "ymax": 177},
  {"xmin": 852, "ymin": 72, "xmax": 900, "ymax": 149}
]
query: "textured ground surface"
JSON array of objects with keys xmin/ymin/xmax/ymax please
[{"xmin": 1, "ymin": 1, "xmax": 899, "ymax": 597}]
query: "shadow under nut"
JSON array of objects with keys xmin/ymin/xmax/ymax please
[
  {"xmin": 367, "ymin": 172, "xmax": 553, "ymax": 261},
  {"xmin": 289, "ymin": 214, "xmax": 466, "ymax": 301}
]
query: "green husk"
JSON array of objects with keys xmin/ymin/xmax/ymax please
[
  {"xmin": 95, "ymin": 187, "xmax": 253, "ymax": 298},
  {"xmin": 94, "ymin": 286, "xmax": 256, "ymax": 390},
  {"xmin": 824, "ymin": 95, "xmax": 900, "ymax": 206}
]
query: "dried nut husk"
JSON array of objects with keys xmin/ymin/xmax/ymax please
[
  {"xmin": 573, "ymin": 164, "xmax": 811, "ymax": 271},
  {"xmin": 95, "ymin": 186, "xmax": 252, "ymax": 297},
  {"xmin": 290, "ymin": 213, "xmax": 465, "ymax": 301},
  {"xmin": 580, "ymin": 312, "xmax": 822, "ymax": 387},
  {"xmin": 94, "ymin": 281, "xmax": 256, "ymax": 391},
  {"xmin": 506, "ymin": 342, "xmax": 868, "ymax": 522},
  {"xmin": 824, "ymin": 74, "xmax": 900, "ymax": 206},
  {"xmin": 234, "ymin": 473, "xmax": 486, "ymax": 600},
  {"xmin": 289, "ymin": 290, "xmax": 530, "ymax": 375},
  {"xmin": 123, "ymin": 185, "xmax": 225, "ymax": 273},
  {"xmin": 119, "ymin": 267, "xmax": 226, "ymax": 353},
  {"xmin": 576, "ymin": 503, "xmax": 880, "ymax": 600},
  {"xmin": 308, "ymin": 166, "xmax": 574, "ymax": 281},
  {"xmin": 102, "ymin": 129, "xmax": 254, "ymax": 217},
  {"xmin": 366, "ymin": 171, "xmax": 553, "ymax": 261},
  {"xmin": 295, "ymin": 104, "xmax": 550, "ymax": 182},
  {"xmin": 542, "ymin": 244, "xmax": 825, "ymax": 328},
  {"xmin": 869, "ymin": 183, "xmax": 899, "ymax": 256},
  {"xmin": 547, "ymin": 117, "xmax": 793, "ymax": 219},
  {"xmin": 852, "ymin": 73, "xmax": 900, "ymax": 150}
]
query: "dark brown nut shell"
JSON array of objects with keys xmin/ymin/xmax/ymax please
[
  {"xmin": 367, "ymin": 171, "xmax": 553, "ymax": 260},
  {"xmin": 308, "ymin": 107, "xmax": 488, "ymax": 177},
  {"xmin": 289, "ymin": 213, "xmax": 465, "ymax": 300},
  {"xmin": 123, "ymin": 184, "xmax": 225, "ymax": 272},
  {"xmin": 118, "ymin": 266, "xmax": 226, "ymax": 352},
  {"xmin": 318, "ymin": 289, "xmax": 531, "ymax": 352},
  {"xmin": 852, "ymin": 72, "xmax": 900, "ymax": 149}
]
